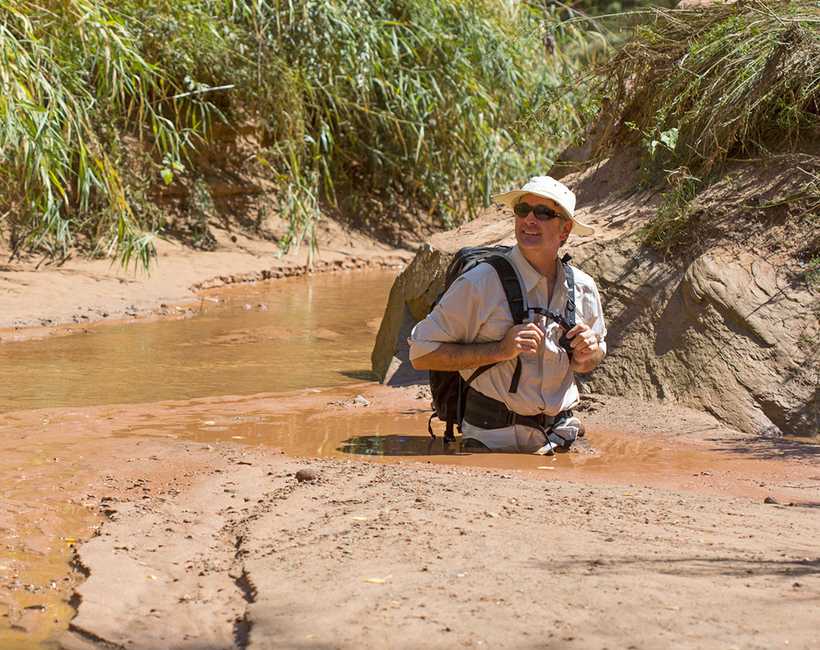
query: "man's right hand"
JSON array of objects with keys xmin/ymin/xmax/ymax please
[
  {"xmin": 500, "ymin": 322, "xmax": 544, "ymax": 360},
  {"xmin": 410, "ymin": 322, "xmax": 543, "ymax": 372}
]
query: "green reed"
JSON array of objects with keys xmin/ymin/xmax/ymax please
[
  {"xmin": 0, "ymin": 0, "xmax": 190, "ymax": 268},
  {"xmin": 2, "ymin": 0, "xmax": 607, "ymax": 267}
]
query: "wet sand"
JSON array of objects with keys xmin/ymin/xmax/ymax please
[
  {"xmin": 2, "ymin": 238, "xmax": 819, "ymax": 648},
  {"xmin": 1, "ymin": 384, "xmax": 818, "ymax": 648}
]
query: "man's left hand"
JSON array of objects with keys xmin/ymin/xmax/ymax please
[{"xmin": 567, "ymin": 323, "xmax": 604, "ymax": 372}]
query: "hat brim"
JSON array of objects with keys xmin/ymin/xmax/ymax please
[{"xmin": 492, "ymin": 189, "xmax": 595, "ymax": 236}]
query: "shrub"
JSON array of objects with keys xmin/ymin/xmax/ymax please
[{"xmin": 587, "ymin": 1, "xmax": 820, "ymax": 251}]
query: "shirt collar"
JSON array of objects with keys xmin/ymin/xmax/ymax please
[{"xmin": 509, "ymin": 245, "xmax": 566, "ymax": 294}]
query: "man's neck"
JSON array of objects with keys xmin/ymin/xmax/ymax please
[{"xmin": 520, "ymin": 248, "xmax": 559, "ymax": 280}]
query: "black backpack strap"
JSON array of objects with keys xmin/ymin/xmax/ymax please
[
  {"xmin": 484, "ymin": 255, "xmax": 527, "ymax": 323},
  {"xmin": 508, "ymin": 358, "xmax": 523, "ymax": 394},
  {"xmin": 428, "ymin": 363, "xmax": 498, "ymax": 442},
  {"xmin": 561, "ymin": 253, "xmax": 576, "ymax": 330},
  {"xmin": 483, "ymin": 254, "xmax": 528, "ymax": 394},
  {"xmin": 452, "ymin": 364, "xmax": 495, "ymax": 440}
]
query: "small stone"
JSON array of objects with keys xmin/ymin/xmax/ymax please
[
  {"xmin": 295, "ymin": 467, "xmax": 320, "ymax": 483},
  {"xmin": 764, "ymin": 496, "xmax": 781, "ymax": 505}
]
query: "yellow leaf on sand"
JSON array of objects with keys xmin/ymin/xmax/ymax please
[
  {"xmin": 665, "ymin": 605, "xmax": 681, "ymax": 611},
  {"xmin": 537, "ymin": 466, "xmax": 555, "ymax": 470},
  {"xmin": 231, "ymin": 436, "xmax": 246, "ymax": 440},
  {"xmin": 352, "ymin": 516, "xmax": 367, "ymax": 521},
  {"xmin": 365, "ymin": 577, "xmax": 390, "ymax": 584},
  {"xmin": 147, "ymin": 574, "xmax": 157, "ymax": 580},
  {"xmin": 305, "ymin": 635, "xmax": 318, "ymax": 639}
]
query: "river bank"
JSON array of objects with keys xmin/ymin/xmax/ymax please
[
  {"xmin": 2, "ymin": 385, "xmax": 817, "ymax": 649},
  {"xmin": 1, "ymin": 236, "xmax": 819, "ymax": 648},
  {"xmin": 0, "ymin": 221, "xmax": 413, "ymax": 337}
]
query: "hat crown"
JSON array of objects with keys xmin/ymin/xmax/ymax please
[{"xmin": 521, "ymin": 176, "xmax": 576, "ymax": 217}]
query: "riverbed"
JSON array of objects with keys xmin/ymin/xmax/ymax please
[{"xmin": 1, "ymin": 269, "xmax": 819, "ymax": 648}]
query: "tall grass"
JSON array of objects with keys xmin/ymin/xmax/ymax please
[
  {"xmin": 2, "ymin": 0, "xmax": 608, "ymax": 267},
  {"xmin": 0, "ymin": 0, "xmax": 192, "ymax": 268},
  {"xmin": 587, "ymin": 1, "xmax": 820, "ymax": 250},
  {"xmin": 221, "ymin": 0, "xmax": 571, "ymax": 233}
]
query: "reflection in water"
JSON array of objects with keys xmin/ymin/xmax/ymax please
[
  {"xmin": 109, "ymin": 394, "xmax": 607, "ymax": 473},
  {"xmin": 336, "ymin": 433, "xmax": 583, "ymax": 458},
  {"xmin": 337, "ymin": 434, "xmax": 460, "ymax": 457},
  {"xmin": 0, "ymin": 270, "xmax": 400, "ymax": 412}
]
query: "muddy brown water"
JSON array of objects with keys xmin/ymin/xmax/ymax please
[
  {"xmin": 0, "ymin": 271, "xmax": 394, "ymax": 413},
  {"xmin": 0, "ymin": 269, "xmax": 395, "ymax": 646},
  {"xmin": 1, "ymin": 269, "xmax": 816, "ymax": 647}
]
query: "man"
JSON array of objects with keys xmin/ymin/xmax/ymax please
[{"xmin": 409, "ymin": 176, "xmax": 606, "ymax": 454}]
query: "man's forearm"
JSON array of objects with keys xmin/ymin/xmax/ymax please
[
  {"xmin": 411, "ymin": 341, "xmax": 510, "ymax": 371},
  {"xmin": 571, "ymin": 347, "xmax": 606, "ymax": 374}
]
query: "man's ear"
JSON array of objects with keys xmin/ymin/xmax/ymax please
[{"xmin": 560, "ymin": 219, "xmax": 573, "ymax": 242}]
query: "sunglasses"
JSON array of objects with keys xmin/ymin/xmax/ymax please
[{"xmin": 513, "ymin": 202, "xmax": 565, "ymax": 221}]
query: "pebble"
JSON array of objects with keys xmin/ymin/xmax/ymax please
[{"xmin": 295, "ymin": 467, "xmax": 320, "ymax": 483}]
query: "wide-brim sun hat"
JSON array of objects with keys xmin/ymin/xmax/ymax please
[{"xmin": 492, "ymin": 176, "xmax": 595, "ymax": 236}]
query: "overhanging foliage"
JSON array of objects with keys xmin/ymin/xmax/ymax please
[{"xmin": 2, "ymin": 0, "xmax": 607, "ymax": 268}]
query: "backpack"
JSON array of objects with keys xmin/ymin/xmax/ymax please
[{"xmin": 426, "ymin": 246, "xmax": 576, "ymax": 442}]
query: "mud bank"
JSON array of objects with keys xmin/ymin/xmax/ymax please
[
  {"xmin": 0, "ymin": 228, "xmax": 413, "ymax": 337},
  {"xmin": 1, "ymin": 385, "xmax": 817, "ymax": 648}
]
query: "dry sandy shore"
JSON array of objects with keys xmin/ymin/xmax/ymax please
[{"xmin": 1, "ymin": 239, "xmax": 819, "ymax": 649}]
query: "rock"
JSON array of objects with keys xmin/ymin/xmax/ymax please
[
  {"xmin": 582, "ymin": 235, "xmax": 818, "ymax": 437},
  {"xmin": 371, "ymin": 205, "xmax": 515, "ymax": 386},
  {"xmin": 295, "ymin": 468, "xmax": 320, "ymax": 483}
]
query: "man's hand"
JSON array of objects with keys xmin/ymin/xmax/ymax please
[
  {"xmin": 411, "ymin": 322, "xmax": 603, "ymax": 373},
  {"xmin": 566, "ymin": 323, "xmax": 605, "ymax": 373},
  {"xmin": 500, "ymin": 322, "xmax": 544, "ymax": 359},
  {"xmin": 410, "ymin": 322, "xmax": 544, "ymax": 372}
]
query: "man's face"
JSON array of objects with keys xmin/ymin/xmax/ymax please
[{"xmin": 514, "ymin": 193, "xmax": 573, "ymax": 255}]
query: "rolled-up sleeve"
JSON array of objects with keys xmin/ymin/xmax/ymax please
[{"xmin": 408, "ymin": 267, "xmax": 508, "ymax": 361}]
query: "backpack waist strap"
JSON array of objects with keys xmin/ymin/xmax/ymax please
[{"xmin": 463, "ymin": 388, "xmax": 565, "ymax": 431}]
